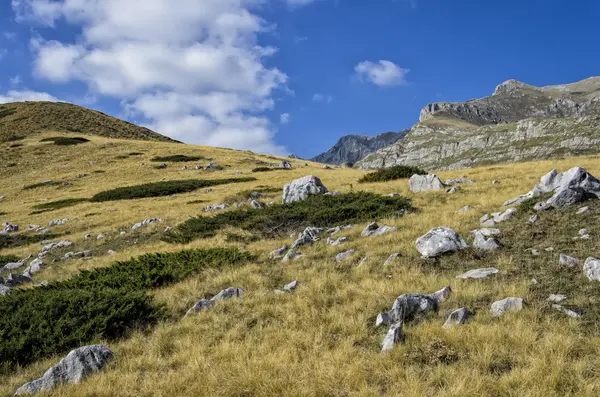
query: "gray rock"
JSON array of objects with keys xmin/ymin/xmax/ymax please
[
  {"xmin": 250, "ymin": 200, "xmax": 263, "ymax": 209},
  {"xmin": 326, "ymin": 225, "xmax": 355, "ymax": 235},
  {"xmin": 385, "ymin": 286, "xmax": 452, "ymax": 323},
  {"xmin": 23, "ymin": 258, "xmax": 45, "ymax": 276},
  {"xmin": 446, "ymin": 178, "xmax": 475, "ymax": 185},
  {"xmin": 156, "ymin": 163, "xmax": 168, "ymax": 169},
  {"xmin": 0, "ymin": 284, "xmax": 11, "ymax": 296},
  {"xmin": 41, "ymin": 240, "xmax": 73, "ymax": 255},
  {"xmin": 1, "ymin": 273, "xmax": 32, "ymax": 287},
  {"xmin": 529, "ymin": 215, "xmax": 539, "ymax": 224},
  {"xmin": 531, "ymin": 249, "xmax": 540, "ymax": 256},
  {"xmin": 14, "ymin": 345, "xmax": 114, "ymax": 395},
  {"xmin": 96, "ymin": 234, "xmax": 105, "ymax": 240},
  {"xmin": 547, "ymin": 294, "xmax": 567, "ymax": 303},
  {"xmin": 387, "ymin": 193, "xmax": 401, "ymax": 198},
  {"xmin": 583, "ymin": 257, "xmax": 600, "ymax": 281},
  {"xmin": 545, "ymin": 247, "xmax": 554, "ymax": 252},
  {"xmin": 442, "ymin": 307, "xmax": 471, "ymax": 328},
  {"xmin": 2, "ymin": 259, "xmax": 26, "ymax": 272},
  {"xmin": 270, "ymin": 245, "xmax": 288, "ymax": 259},
  {"xmin": 381, "ymin": 322, "xmax": 404, "ymax": 353},
  {"xmin": 335, "ymin": 250, "xmax": 355, "ymax": 262},
  {"xmin": 458, "ymin": 205, "xmax": 473, "ymax": 212},
  {"xmin": 579, "ymin": 228, "xmax": 588, "ymax": 235},
  {"xmin": 495, "ymin": 208, "xmax": 517, "ymax": 223},
  {"xmin": 375, "ymin": 312, "xmax": 393, "ymax": 327},
  {"xmin": 107, "ymin": 250, "xmax": 117, "ymax": 255},
  {"xmin": 131, "ymin": 218, "xmax": 161, "ymax": 230},
  {"xmin": 552, "ymin": 304, "xmax": 581, "ymax": 318},
  {"xmin": 2, "ymin": 222, "xmax": 18, "ymax": 234},
  {"xmin": 291, "ymin": 227, "xmax": 323, "ymax": 249},
  {"xmin": 384, "ymin": 253, "xmax": 401, "ymax": 266},
  {"xmin": 327, "ymin": 236, "xmax": 349, "ymax": 246},
  {"xmin": 471, "ymin": 228, "xmax": 501, "ymax": 237},
  {"xmin": 446, "ymin": 186, "xmax": 461, "ymax": 194},
  {"xmin": 409, "ymin": 174, "xmax": 445, "ymax": 193},
  {"xmin": 456, "ymin": 267, "xmax": 499, "ymax": 279},
  {"xmin": 360, "ymin": 222, "xmax": 397, "ymax": 237},
  {"xmin": 48, "ymin": 219, "xmax": 71, "ymax": 227},
  {"xmin": 577, "ymin": 206, "xmax": 590, "ymax": 214},
  {"xmin": 187, "ymin": 287, "xmax": 245, "ymax": 315},
  {"xmin": 281, "ymin": 249, "xmax": 303, "ymax": 262},
  {"xmin": 204, "ymin": 203, "xmax": 227, "ymax": 212},
  {"xmin": 283, "ymin": 280, "xmax": 299, "ymax": 292},
  {"xmin": 490, "ymin": 297, "xmax": 524, "ymax": 317},
  {"xmin": 282, "ymin": 175, "xmax": 328, "ymax": 204},
  {"xmin": 280, "ymin": 160, "xmax": 292, "ymax": 169},
  {"xmin": 472, "ymin": 230, "xmax": 501, "ymax": 251},
  {"xmin": 559, "ymin": 254, "xmax": 579, "ymax": 267},
  {"xmin": 415, "ymin": 227, "xmax": 468, "ymax": 258},
  {"xmin": 492, "ymin": 180, "xmax": 501, "ymax": 185},
  {"xmin": 206, "ymin": 162, "xmax": 222, "ymax": 170}
]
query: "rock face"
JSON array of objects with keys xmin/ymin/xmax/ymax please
[
  {"xmin": 356, "ymin": 77, "xmax": 600, "ymax": 171},
  {"xmin": 415, "ymin": 227, "xmax": 468, "ymax": 258},
  {"xmin": 505, "ymin": 167, "xmax": 600, "ymax": 209},
  {"xmin": 311, "ymin": 130, "xmax": 409, "ymax": 165},
  {"xmin": 409, "ymin": 174, "xmax": 445, "ymax": 193},
  {"xmin": 14, "ymin": 345, "xmax": 114, "ymax": 395},
  {"xmin": 282, "ymin": 175, "xmax": 328, "ymax": 204}
]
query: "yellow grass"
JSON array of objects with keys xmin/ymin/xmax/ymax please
[{"xmin": 2, "ymin": 132, "xmax": 600, "ymax": 396}]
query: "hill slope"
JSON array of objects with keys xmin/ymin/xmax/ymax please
[
  {"xmin": 357, "ymin": 77, "xmax": 600, "ymax": 170},
  {"xmin": 0, "ymin": 101, "xmax": 177, "ymax": 143},
  {"xmin": 311, "ymin": 130, "xmax": 408, "ymax": 165}
]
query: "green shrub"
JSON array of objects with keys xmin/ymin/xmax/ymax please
[
  {"xmin": 128, "ymin": 152, "xmax": 144, "ymax": 156},
  {"xmin": 252, "ymin": 167, "xmax": 289, "ymax": 173},
  {"xmin": 40, "ymin": 136, "xmax": 90, "ymax": 146},
  {"xmin": 151, "ymin": 155, "xmax": 205, "ymax": 162},
  {"xmin": 31, "ymin": 198, "xmax": 88, "ymax": 212},
  {"xmin": 23, "ymin": 181, "xmax": 65, "ymax": 190},
  {"xmin": 165, "ymin": 192, "xmax": 412, "ymax": 244},
  {"xmin": 358, "ymin": 165, "xmax": 427, "ymax": 183},
  {"xmin": 0, "ymin": 248, "xmax": 253, "ymax": 370},
  {"xmin": 9, "ymin": 143, "xmax": 23, "ymax": 148},
  {"xmin": 0, "ymin": 233, "xmax": 60, "ymax": 250},
  {"xmin": 0, "ymin": 255, "xmax": 20, "ymax": 267},
  {"xmin": 90, "ymin": 177, "xmax": 256, "ymax": 202}
]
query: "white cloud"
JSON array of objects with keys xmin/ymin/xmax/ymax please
[
  {"xmin": 354, "ymin": 60, "xmax": 409, "ymax": 87},
  {"xmin": 0, "ymin": 89, "xmax": 59, "ymax": 103},
  {"xmin": 9, "ymin": 75, "xmax": 22, "ymax": 86},
  {"xmin": 13, "ymin": 0, "xmax": 290, "ymax": 155},
  {"xmin": 280, "ymin": 112, "xmax": 290, "ymax": 124},
  {"xmin": 285, "ymin": 0, "xmax": 318, "ymax": 6},
  {"xmin": 294, "ymin": 35, "xmax": 308, "ymax": 43},
  {"xmin": 312, "ymin": 93, "xmax": 332, "ymax": 104}
]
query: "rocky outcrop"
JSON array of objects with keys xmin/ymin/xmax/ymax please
[
  {"xmin": 357, "ymin": 77, "xmax": 600, "ymax": 171},
  {"xmin": 409, "ymin": 174, "xmax": 445, "ymax": 193},
  {"xmin": 415, "ymin": 227, "xmax": 468, "ymax": 258},
  {"xmin": 311, "ymin": 130, "xmax": 409, "ymax": 165},
  {"xmin": 282, "ymin": 176, "xmax": 328, "ymax": 204}
]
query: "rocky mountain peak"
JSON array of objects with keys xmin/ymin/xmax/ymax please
[{"xmin": 493, "ymin": 79, "xmax": 528, "ymax": 95}]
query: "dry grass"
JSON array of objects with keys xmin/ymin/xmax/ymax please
[{"xmin": 2, "ymin": 132, "xmax": 600, "ymax": 396}]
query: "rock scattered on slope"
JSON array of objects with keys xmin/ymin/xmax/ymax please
[
  {"xmin": 577, "ymin": 206, "xmax": 590, "ymax": 214},
  {"xmin": 0, "ymin": 273, "xmax": 32, "ymax": 288},
  {"xmin": 547, "ymin": 294, "xmax": 567, "ymax": 303},
  {"xmin": 529, "ymin": 215, "xmax": 539, "ymax": 224},
  {"xmin": 480, "ymin": 208, "xmax": 517, "ymax": 227},
  {"xmin": 335, "ymin": 250, "xmax": 355, "ymax": 262},
  {"xmin": 283, "ymin": 280, "xmax": 299, "ymax": 292},
  {"xmin": 458, "ymin": 205, "xmax": 473, "ymax": 212},
  {"xmin": 48, "ymin": 219, "xmax": 71, "ymax": 227},
  {"xmin": 471, "ymin": 228, "xmax": 501, "ymax": 237},
  {"xmin": 552, "ymin": 304, "xmax": 581, "ymax": 318},
  {"xmin": 559, "ymin": 254, "xmax": 579, "ymax": 267},
  {"xmin": 282, "ymin": 249, "xmax": 303, "ymax": 262},
  {"xmin": 327, "ymin": 236, "xmax": 349, "ymax": 246},
  {"xmin": 381, "ymin": 322, "xmax": 405, "ymax": 353},
  {"xmin": 583, "ymin": 257, "xmax": 600, "ymax": 281},
  {"xmin": 250, "ymin": 199, "xmax": 263, "ymax": 209},
  {"xmin": 280, "ymin": 160, "xmax": 292, "ymax": 169},
  {"xmin": 415, "ymin": 227, "xmax": 468, "ymax": 258},
  {"xmin": 490, "ymin": 297, "xmax": 524, "ymax": 317},
  {"xmin": 327, "ymin": 225, "xmax": 355, "ymax": 235},
  {"xmin": 270, "ymin": 245, "xmax": 288, "ymax": 259},
  {"xmin": 131, "ymin": 218, "xmax": 162, "ymax": 230},
  {"xmin": 472, "ymin": 230, "xmax": 501, "ymax": 251},
  {"xmin": 187, "ymin": 287, "xmax": 245, "ymax": 315},
  {"xmin": 23, "ymin": 258, "xmax": 45, "ymax": 276},
  {"xmin": 62, "ymin": 251, "xmax": 93, "ymax": 261},
  {"xmin": 446, "ymin": 178, "xmax": 475, "ymax": 185},
  {"xmin": 1, "ymin": 222, "xmax": 18, "ymax": 234},
  {"xmin": 384, "ymin": 253, "xmax": 401, "ymax": 266},
  {"xmin": 204, "ymin": 203, "xmax": 227, "ymax": 212},
  {"xmin": 442, "ymin": 307, "xmax": 472, "ymax": 328},
  {"xmin": 291, "ymin": 227, "xmax": 323, "ymax": 249},
  {"xmin": 409, "ymin": 174, "xmax": 445, "ymax": 193},
  {"xmin": 377, "ymin": 286, "xmax": 452, "ymax": 326},
  {"xmin": 360, "ymin": 222, "xmax": 397, "ymax": 237},
  {"xmin": 282, "ymin": 175, "xmax": 328, "ymax": 204},
  {"xmin": 456, "ymin": 267, "xmax": 499, "ymax": 279},
  {"xmin": 446, "ymin": 186, "xmax": 461, "ymax": 194},
  {"xmin": 504, "ymin": 167, "xmax": 600, "ymax": 209},
  {"xmin": 14, "ymin": 345, "xmax": 114, "ymax": 395}
]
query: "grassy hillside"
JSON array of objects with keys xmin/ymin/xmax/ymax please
[
  {"xmin": 1, "ymin": 132, "xmax": 600, "ymax": 396},
  {"xmin": 0, "ymin": 101, "xmax": 177, "ymax": 143}
]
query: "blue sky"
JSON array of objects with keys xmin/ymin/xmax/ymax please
[{"xmin": 1, "ymin": 0, "xmax": 600, "ymax": 158}]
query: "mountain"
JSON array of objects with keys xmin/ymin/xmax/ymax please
[
  {"xmin": 311, "ymin": 130, "xmax": 408, "ymax": 165},
  {"xmin": 0, "ymin": 101, "xmax": 178, "ymax": 143},
  {"xmin": 357, "ymin": 77, "xmax": 600, "ymax": 170}
]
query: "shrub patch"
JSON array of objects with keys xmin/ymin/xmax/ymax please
[
  {"xmin": 0, "ymin": 255, "xmax": 20, "ymax": 267},
  {"xmin": 40, "ymin": 136, "xmax": 90, "ymax": 146},
  {"xmin": 31, "ymin": 198, "xmax": 89, "ymax": 212},
  {"xmin": 151, "ymin": 155, "xmax": 206, "ymax": 162},
  {"xmin": 90, "ymin": 177, "xmax": 256, "ymax": 202},
  {"xmin": 23, "ymin": 181, "xmax": 65, "ymax": 190},
  {"xmin": 0, "ymin": 233, "xmax": 60, "ymax": 250},
  {"xmin": 252, "ymin": 167, "xmax": 289, "ymax": 173},
  {"xmin": 358, "ymin": 165, "xmax": 427, "ymax": 183},
  {"xmin": 165, "ymin": 192, "xmax": 412, "ymax": 244}
]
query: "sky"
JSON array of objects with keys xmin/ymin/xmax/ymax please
[{"xmin": 1, "ymin": 1, "xmax": 600, "ymax": 159}]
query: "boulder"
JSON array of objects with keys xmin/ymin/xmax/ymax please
[
  {"xmin": 472, "ymin": 231, "xmax": 501, "ymax": 251},
  {"xmin": 186, "ymin": 287, "xmax": 244, "ymax": 315},
  {"xmin": 442, "ymin": 307, "xmax": 471, "ymax": 328},
  {"xmin": 282, "ymin": 175, "xmax": 328, "ymax": 204},
  {"xmin": 250, "ymin": 200, "xmax": 263, "ymax": 209},
  {"xmin": 415, "ymin": 227, "xmax": 468, "ymax": 258},
  {"xmin": 281, "ymin": 250, "xmax": 303, "ymax": 262},
  {"xmin": 360, "ymin": 222, "xmax": 397, "ymax": 237},
  {"xmin": 23, "ymin": 258, "xmax": 45, "ymax": 276},
  {"xmin": 327, "ymin": 236, "xmax": 349, "ymax": 246},
  {"xmin": 1, "ymin": 273, "xmax": 32, "ymax": 287},
  {"xmin": 206, "ymin": 162, "xmax": 222, "ymax": 170},
  {"xmin": 203, "ymin": 203, "xmax": 227, "ymax": 212},
  {"xmin": 270, "ymin": 245, "xmax": 288, "ymax": 259},
  {"xmin": 376, "ymin": 311, "xmax": 393, "ymax": 327},
  {"xmin": 480, "ymin": 208, "xmax": 517, "ymax": 226},
  {"xmin": 283, "ymin": 280, "xmax": 299, "ymax": 292},
  {"xmin": 2, "ymin": 222, "xmax": 18, "ymax": 234},
  {"xmin": 131, "ymin": 218, "xmax": 161, "ymax": 230},
  {"xmin": 335, "ymin": 250, "xmax": 355, "ymax": 262},
  {"xmin": 381, "ymin": 322, "xmax": 404, "ymax": 353},
  {"xmin": 291, "ymin": 227, "xmax": 323, "ymax": 249},
  {"xmin": 14, "ymin": 345, "xmax": 114, "ymax": 395},
  {"xmin": 456, "ymin": 267, "xmax": 499, "ymax": 279},
  {"xmin": 583, "ymin": 257, "xmax": 600, "ymax": 281},
  {"xmin": 409, "ymin": 174, "xmax": 445, "ymax": 193},
  {"xmin": 48, "ymin": 219, "xmax": 71, "ymax": 227},
  {"xmin": 490, "ymin": 297, "xmax": 524, "ymax": 317},
  {"xmin": 382, "ymin": 286, "xmax": 452, "ymax": 324},
  {"xmin": 280, "ymin": 160, "xmax": 292, "ymax": 169},
  {"xmin": 559, "ymin": 254, "xmax": 579, "ymax": 267},
  {"xmin": 0, "ymin": 284, "xmax": 10, "ymax": 296},
  {"xmin": 471, "ymin": 228, "xmax": 501, "ymax": 237},
  {"xmin": 326, "ymin": 225, "xmax": 355, "ymax": 235}
]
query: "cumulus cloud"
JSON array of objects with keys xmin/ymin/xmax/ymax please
[
  {"xmin": 312, "ymin": 93, "xmax": 333, "ymax": 104},
  {"xmin": 0, "ymin": 89, "xmax": 59, "ymax": 103},
  {"xmin": 280, "ymin": 112, "xmax": 290, "ymax": 124},
  {"xmin": 354, "ymin": 60, "xmax": 409, "ymax": 87},
  {"xmin": 13, "ymin": 0, "xmax": 291, "ymax": 154}
]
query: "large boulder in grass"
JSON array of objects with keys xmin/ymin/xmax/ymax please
[
  {"xmin": 504, "ymin": 167, "xmax": 600, "ymax": 208},
  {"xmin": 377, "ymin": 286, "xmax": 452, "ymax": 327},
  {"xmin": 282, "ymin": 175, "xmax": 328, "ymax": 204},
  {"xmin": 415, "ymin": 227, "xmax": 468, "ymax": 258},
  {"xmin": 14, "ymin": 345, "xmax": 114, "ymax": 395},
  {"xmin": 409, "ymin": 174, "xmax": 445, "ymax": 193}
]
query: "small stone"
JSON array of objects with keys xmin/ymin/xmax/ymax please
[
  {"xmin": 545, "ymin": 247, "xmax": 554, "ymax": 252},
  {"xmin": 383, "ymin": 253, "xmax": 400, "ymax": 266},
  {"xmin": 107, "ymin": 250, "xmax": 117, "ymax": 255},
  {"xmin": 490, "ymin": 297, "xmax": 524, "ymax": 317},
  {"xmin": 456, "ymin": 267, "xmax": 499, "ymax": 279},
  {"xmin": 446, "ymin": 186, "xmax": 461, "ymax": 194},
  {"xmin": 335, "ymin": 250, "xmax": 355, "ymax": 262},
  {"xmin": 577, "ymin": 206, "xmax": 590, "ymax": 214},
  {"xmin": 559, "ymin": 254, "xmax": 579, "ymax": 267},
  {"xmin": 270, "ymin": 245, "xmax": 288, "ymax": 259},
  {"xmin": 472, "ymin": 231, "xmax": 501, "ymax": 251},
  {"xmin": 327, "ymin": 236, "xmax": 349, "ymax": 246},
  {"xmin": 579, "ymin": 228, "xmax": 588, "ymax": 236},
  {"xmin": 381, "ymin": 322, "xmax": 404, "ymax": 353},
  {"xmin": 458, "ymin": 205, "xmax": 473, "ymax": 212},
  {"xmin": 531, "ymin": 279, "xmax": 539, "ymax": 285},
  {"xmin": 529, "ymin": 215, "xmax": 539, "ymax": 224},
  {"xmin": 96, "ymin": 234, "xmax": 105, "ymax": 240},
  {"xmin": 580, "ymin": 234, "xmax": 591, "ymax": 240},
  {"xmin": 283, "ymin": 280, "xmax": 299, "ymax": 292},
  {"xmin": 547, "ymin": 294, "xmax": 567, "ymax": 303},
  {"xmin": 531, "ymin": 249, "xmax": 540, "ymax": 256},
  {"xmin": 442, "ymin": 307, "xmax": 471, "ymax": 328},
  {"xmin": 360, "ymin": 222, "xmax": 396, "ymax": 237},
  {"xmin": 552, "ymin": 304, "xmax": 581, "ymax": 318},
  {"xmin": 492, "ymin": 180, "xmax": 501, "ymax": 185},
  {"xmin": 583, "ymin": 257, "xmax": 600, "ymax": 281},
  {"xmin": 282, "ymin": 250, "xmax": 303, "ymax": 262},
  {"xmin": 471, "ymin": 228, "xmax": 501, "ymax": 237}
]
